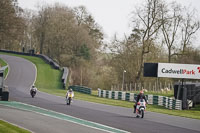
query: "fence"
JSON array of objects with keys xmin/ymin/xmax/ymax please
[
  {"xmin": 98, "ymin": 89, "xmax": 182, "ymax": 110},
  {"xmin": 68, "ymin": 85, "xmax": 92, "ymax": 94},
  {"xmin": 111, "ymin": 82, "xmax": 174, "ymax": 92}
]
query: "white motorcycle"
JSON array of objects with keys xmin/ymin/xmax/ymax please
[{"xmin": 136, "ymin": 99, "xmax": 146, "ymax": 118}]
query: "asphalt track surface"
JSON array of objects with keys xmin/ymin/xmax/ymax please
[{"xmin": 1, "ymin": 54, "xmax": 200, "ymax": 133}]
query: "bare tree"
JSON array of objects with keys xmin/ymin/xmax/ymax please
[
  {"xmin": 181, "ymin": 8, "xmax": 200, "ymax": 54},
  {"xmin": 161, "ymin": 2, "xmax": 182, "ymax": 63},
  {"xmin": 131, "ymin": 0, "xmax": 163, "ymax": 81}
]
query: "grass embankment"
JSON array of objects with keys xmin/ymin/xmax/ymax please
[
  {"xmin": 20, "ymin": 55, "xmax": 63, "ymax": 92},
  {"xmin": 0, "ymin": 52, "xmax": 200, "ymax": 120},
  {"xmin": 0, "ymin": 58, "xmax": 8, "ymax": 78},
  {"xmin": 0, "ymin": 52, "xmax": 63, "ymax": 92},
  {"xmin": 0, "ymin": 120, "xmax": 31, "ymax": 133}
]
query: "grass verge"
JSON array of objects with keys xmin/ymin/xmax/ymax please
[
  {"xmin": 0, "ymin": 120, "xmax": 31, "ymax": 133},
  {"xmin": 0, "ymin": 58, "xmax": 8, "ymax": 78},
  {"xmin": 0, "ymin": 52, "xmax": 200, "ymax": 120}
]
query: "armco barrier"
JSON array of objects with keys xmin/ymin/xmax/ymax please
[
  {"xmin": 0, "ymin": 50, "xmax": 60, "ymax": 69},
  {"xmin": 68, "ymin": 85, "xmax": 91, "ymax": 94},
  {"xmin": 37, "ymin": 54, "xmax": 60, "ymax": 70},
  {"xmin": 98, "ymin": 89, "xmax": 182, "ymax": 110}
]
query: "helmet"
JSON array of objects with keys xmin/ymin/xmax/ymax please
[
  {"xmin": 140, "ymin": 90, "xmax": 144, "ymax": 94},
  {"xmin": 69, "ymin": 88, "xmax": 72, "ymax": 92}
]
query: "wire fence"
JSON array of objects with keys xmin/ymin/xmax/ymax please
[{"xmin": 111, "ymin": 81, "xmax": 174, "ymax": 93}]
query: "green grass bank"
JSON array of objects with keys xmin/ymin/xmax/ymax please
[
  {"xmin": 0, "ymin": 58, "xmax": 8, "ymax": 78},
  {"xmin": 0, "ymin": 120, "xmax": 31, "ymax": 133}
]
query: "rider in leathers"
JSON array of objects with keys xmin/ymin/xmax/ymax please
[{"xmin": 134, "ymin": 90, "xmax": 147, "ymax": 113}]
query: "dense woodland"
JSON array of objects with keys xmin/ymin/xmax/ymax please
[{"xmin": 1, "ymin": 0, "xmax": 200, "ymax": 91}]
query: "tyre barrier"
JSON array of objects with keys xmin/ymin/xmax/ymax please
[
  {"xmin": 1, "ymin": 91, "xmax": 9, "ymax": 101},
  {"xmin": 0, "ymin": 86, "xmax": 9, "ymax": 101},
  {"xmin": 98, "ymin": 89, "xmax": 182, "ymax": 110}
]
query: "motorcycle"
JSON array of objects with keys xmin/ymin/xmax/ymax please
[
  {"xmin": 30, "ymin": 89, "xmax": 36, "ymax": 98},
  {"xmin": 66, "ymin": 93, "xmax": 74, "ymax": 105},
  {"xmin": 136, "ymin": 99, "xmax": 146, "ymax": 118}
]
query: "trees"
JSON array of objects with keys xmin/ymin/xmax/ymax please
[
  {"xmin": 161, "ymin": 2, "xmax": 182, "ymax": 63},
  {"xmin": 1, "ymin": 0, "xmax": 199, "ymax": 90},
  {"xmin": 161, "ymin": 2, "xmax": 200, "ymax": 63},
  {"xmin": 109, "ymin": 0, "xmax": 200, "ymax": 89},
  {"xmin": 30, "ymin": 4, "xmax": 105, "ymax": 86},
  {"xmin": 74, "ymin": 6, "xmax": 104, "ymax": 46},
  {"xmin": 131, "ymin": 0, "xmax": 163, "ymax": 81},
  {"xmin": 181, "ymin": 8, "xmax": 200, "ymax": 55},
  {"xmin": 21, "ymin": 9, "xmax": 37, "ymax": 52},
  {"xmin": 33, "ymin": 5, "xmax": 51, "ymax": 54},
  {"xmin": 0, "ymin": 0, "xmax": 24, "ymax": 50}
]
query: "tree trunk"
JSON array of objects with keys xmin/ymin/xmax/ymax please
[
  {"xmin": 168, "ymin": 48, "xmax": 171, "ymax": 63},
  {"xmin": 136, "ymin": 50, "xmax": 144, "ymax": 82},
  {"xmin": 40, "ymin": 32, "xmax": 45, "ymax": 54}
]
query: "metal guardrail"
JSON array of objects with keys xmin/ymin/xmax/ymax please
[
  {"xmin": 98, "ymin": 89, "xmax": 182, "ymax": 110},
  {"xmin": 0, "ymin": 50, "xmax": 60, "ymax": 70}
]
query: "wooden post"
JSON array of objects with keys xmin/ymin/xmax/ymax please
[
  {"xmin": 160, "ymin": 82, "xmax": 162, "ymax": 92},
  {"xmin": 135, "ymin": 83, "xmax": 137, "ymax": 91},
  {"xmin": 149, "ymin": 82, "xmax": 151, "ymax": 91}
]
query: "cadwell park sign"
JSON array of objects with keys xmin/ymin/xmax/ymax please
[
  {"xmin": 158, "ymin": 63, "xmax": 200, "ymax": 79},
  {"xmin": 143, "ymin": 62, "xmax": 200, "ymax": 110},
  {"xmin": 144, "ymin": 63, "xmax": 200, "ymax": 79}
]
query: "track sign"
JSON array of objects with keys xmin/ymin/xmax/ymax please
[
  {"xmin": 158, "ymin": 63, "xmax": 200, "ymax": 79},
  {"xmin": 143, "ymin": 63, "xmax": 158, "ymax": 77}
]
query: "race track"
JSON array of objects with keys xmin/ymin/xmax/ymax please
[{"xmin": 0, "ymin": 54, "xmax": 200, "ymax": 133}]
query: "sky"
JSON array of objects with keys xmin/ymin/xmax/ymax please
[{"xmin": 17, "ymin": 0, "xmax": 200, "ymax": 47}]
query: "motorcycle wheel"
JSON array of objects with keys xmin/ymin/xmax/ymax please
[
  {"xmin": 68, "ymin": 97, "xmax": 71, "ymax": 105},
  {"xmin": 67, "ymin": 97, "xmax": 71, "ymax": 105},
  {"xmin": 31, "ymin": 92, "xmax": 35, "ymax": 98},
  {"xmin": 141, "ymin": 110, "xmax": 144, "ymax": 118},
  {"xmin": 66, "ymin": 98, "xmax": 68, "ymax": 105}
]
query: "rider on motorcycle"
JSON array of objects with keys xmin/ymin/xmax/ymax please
[
  {"xmin": 30, "ymin": 85, "xmax": 37, "ymax": 93},
  {"xmin": 30, "ymin": 85, "xmax": 37, "ymax": 98},
  {"xmin": 66, "ymin": 88, "xmax": 74, "ymax": 100},
  {"xmin": 133, "ymin": 90, "xmax": 147, "ymax": 113}
]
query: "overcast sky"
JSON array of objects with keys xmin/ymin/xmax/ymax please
[{"xmin": 18, "ymin": 0, "xmax": 200, "ymax": 47}]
